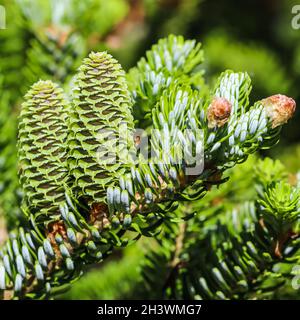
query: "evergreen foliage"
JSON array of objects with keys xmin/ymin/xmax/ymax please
[
  {"xmin": 60, "ymin": 244, "xmax": 144, "ymax": 300},
  {"xmin": 128, "ymin": 35, "xmax": 205, "ymax": 126},
  {"xmin": 24, "ymin": 28, "xmax": 85, "ymax": 88},
  {"xmin": 0, "ymin": 35, "xmax": 296, "ymax": 299},
  {"xmin": 0, "ymin": 0, "xmax": 203, "ymax": 231},
  {"xmin": 138, "ymin": 158, "xmax": 300, "ymax": 299},
  {"xmin": 0, "ymin": 78, "xmax": 22, "ymax": 228},
  {"xmin": 0, "ymin": 1, "xmax": 28, "ymax": 229},
  {"xmin": 59, "ymin": 157, "xmax": 300, "ymax": 300}
]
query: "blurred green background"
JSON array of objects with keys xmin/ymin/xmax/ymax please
[{"xmin": 0, "ymin": 0, "xmax": 299, "ymax": 299}]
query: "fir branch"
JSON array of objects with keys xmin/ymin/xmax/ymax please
[
  {"xmin": 138, "ymin": 158, "xmax": 300, "ymax": 299},
  {"xmin": 0, "ymin": 36, "xmax": 296, "ymax": 299}
]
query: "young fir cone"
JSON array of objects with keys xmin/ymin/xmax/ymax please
[
  {"xmin": 18, "ymin": 80, "xmax": 69, "ymax": 221},
  {"xmin": 68, "ymin": 52, "xmax": 135, "ymax": 203},
  {"xmin": 207, "ymin": 97, "xmax": 232, "ymax": 128},
  {"xmin": 261, "ymin": 94, "xmax": 296, "ymax": 128}
]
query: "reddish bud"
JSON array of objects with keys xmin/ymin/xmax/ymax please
[
  {"xmin": 261, "ymin": 94, "xmax": 296, "ymax": 129},
  {"xmin": 207, "ymin": 97, "xmax": 232, "ymax": 128}
]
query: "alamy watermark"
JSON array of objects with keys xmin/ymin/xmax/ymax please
[
  {"xmin": 0, "ymin": 5, "xmax": 5, "ymax": 29},
  {"xmin": 292, "ymin": 5, "xmax": 300, "ymax": 29},
  {"xmin": 95, "ymin": 125, "xmax": 205, "ymax": 176}
]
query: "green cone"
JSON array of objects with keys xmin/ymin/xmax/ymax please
[
  {"xmin": 68, "ymin": 51, "xmax": 135, "ymax": 203},
  {"xmin": 18, "ymin": 80, "xmax": 69, "ymax": 221}
]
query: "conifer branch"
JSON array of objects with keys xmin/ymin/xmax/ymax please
[{"xmin": 0, "ymin": 35, "xmax": 296, "ymax": 299}]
